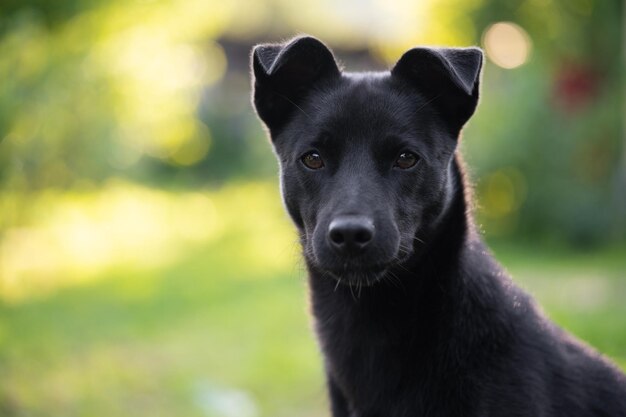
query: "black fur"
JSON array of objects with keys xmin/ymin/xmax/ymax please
[{"xmin": 250, "ymin": 36, "xmax": 626, "ymax": 417}]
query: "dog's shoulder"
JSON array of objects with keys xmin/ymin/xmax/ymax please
[{"xmin": 458, "ymin": 240, "xmax": 626, "ymax": 415}]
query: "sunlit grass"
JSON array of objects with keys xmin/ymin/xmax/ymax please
[
  {"xmin": 0, "ymin": 180, "xmax": 295, "ymax": 302},
  {"xmin": 0, "ymin": 182, "xmax": 624, "ymax": 416}
]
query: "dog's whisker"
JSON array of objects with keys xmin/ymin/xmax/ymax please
[
  {"xmin": 415, "ymin": 93, "xmax": 442, "ymax": 114},
  {"xmin": 413, "ymin": 236, "xmax": 426, "ymax": 245},
  {"xmin": 385, "ymin": 270, "xmax": 404, "ymax": 291},
  {"xmin": 274, "ymin": 91, "xmax": 314, "ymax": 122},
  {"xmin": 348, "ymin": 279, "xmax": 357, "ymax": 301},
  {"xmin": 357, "ymin": 278, "xmax": 363, "ymax": 299}
]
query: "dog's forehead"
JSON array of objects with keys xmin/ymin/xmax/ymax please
[{"xmin": 307, "ymin": 73, "xmax": 424, "ymax": 137}]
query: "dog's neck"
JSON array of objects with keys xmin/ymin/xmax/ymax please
[{"xmin": 414, "ymin": 152, "xmax": 472, "ymax": 266}]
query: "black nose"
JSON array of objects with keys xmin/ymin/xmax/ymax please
[{"xmin": 328, "ymin": 216, "xmax": 375, "ymax": 253}]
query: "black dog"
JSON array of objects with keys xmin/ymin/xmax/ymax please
[{"xmin": 250, "ymin": 36, "xmax": 626, "ymax": 417}]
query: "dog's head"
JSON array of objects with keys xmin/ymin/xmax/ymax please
[{"xmin": 251, "ymin": 36, "xmax": 482, "ymax": 285}]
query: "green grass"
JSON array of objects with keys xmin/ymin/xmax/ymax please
[
  {"xmin": 0, "ymin": 240, "xmax": 326, "ymax": 417},
  {"xmin": 0, "ymin": 185, "xmax": 624, "ymax": 416}
]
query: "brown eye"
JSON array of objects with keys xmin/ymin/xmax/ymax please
[
  {"xmin": 301, "ymin": 151, "xmax": 324, "ymax": 170},
  {"xmin": 395, "ymin": 152, "xmax": 419, "ymax": 169}
]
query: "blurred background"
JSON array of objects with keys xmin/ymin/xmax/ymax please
[{"xmin": 0, "ymin": 0, "xmax": 624, "ymax": 416}]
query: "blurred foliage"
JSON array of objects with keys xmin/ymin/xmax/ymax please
[
  {"xmin": 463, "ymin": 0, "xmax": 624, "ymax": 245},
  {"xmin": 0, "ymin": 0, "xmax": 624, "ymax": 415},
  {"xmin": 0, "ymin": 0, "xmax": 623, "ymax": 244}
]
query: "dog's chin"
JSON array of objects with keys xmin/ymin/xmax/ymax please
[
  {"xmin": 321, "ymin": 265, "xmax": 389, "ymax": 287},
  {"xmin": 306, "ymin": 245, "xmax": 414, "ymax": 287},
  {"xmin": 307, "ymin": 250, "xmax": 415, "ymax": 287}
]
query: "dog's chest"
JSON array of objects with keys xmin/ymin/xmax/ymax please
[
  {"xmin": 315, "ymin": 301, "xmax": 431, "ymax": 412},
  {"xmin": 312, "ymin": 289, "xmax": 481, "ymax": 416},
  {"xmin": 321, "ymin": 319, "xmax": 412, "ymax": 413}
]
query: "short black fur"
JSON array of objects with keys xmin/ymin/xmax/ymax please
[{"xmin": 251, "ymin": 36, "xmax": 626, "ymax": 417}]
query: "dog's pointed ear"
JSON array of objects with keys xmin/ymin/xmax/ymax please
[
  {"xmin": 251, "ymin": 36, "xmax": 340, "ymax": 135},
  {"xmin": 391, "ymin": 47, "xmax": 483, "ymax": 134}
]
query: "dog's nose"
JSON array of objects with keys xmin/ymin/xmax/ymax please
[{"xmin": 328, "ymin": 216, "xmax": 375, "ymax": 253}]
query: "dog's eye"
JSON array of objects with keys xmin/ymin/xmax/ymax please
[
  {"xmin": 301, "ymin": 151, "xmax": 324, "ymax": 170},
  {"xmin": 395, "ymin": 152, "xmax": 419, "ymax": 169}
]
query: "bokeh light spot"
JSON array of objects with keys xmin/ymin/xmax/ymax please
[
  {"xmin": 480, "ymin": 168, "xmax": 527, "ymax": 218},
  {"xmin": 482, "ymin": 22, "xmax": 532, "ymax": 69},
  {"xmin": 169, "ymin": 122, "xmax": 212, "ymax": 166}
]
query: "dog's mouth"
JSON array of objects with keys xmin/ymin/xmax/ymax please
[
  {"xmin": 305, "ymin": 231, "xmax": 416, "ymax": 287},
  {"xmin": 324, "ymin": 264, "xmax": 390, "ymax": 287},
  {"xmin": 314, "ymin": 249, "xmax": 414, "ymax": 287}
]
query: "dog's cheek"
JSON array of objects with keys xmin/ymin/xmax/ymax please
[
  {"xmin": 280, "ymin": 173, "xmax": 307, "ymax": 231},
  {"xmin": 310, "ymin": 219, "xmax": 329, "ymax": 264},
  {"xmin": 378, "ymin": 215, "xmax": 402, "ymax": 260},
  {"xmin": 281, "ymin": 170, "xmax": 327, "ymax": 252},
  {"xmin": 417, "ymin": 166, "xmax": 454, "ymax": 235},
  {"xmin": 395, "ymin": 173, "xmax": 435, "ymax": 244}
]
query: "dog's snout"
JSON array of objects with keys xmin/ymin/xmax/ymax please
[{"xmin": 328, "ymin": 216, "xmax": 375, "ymax": 253}]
